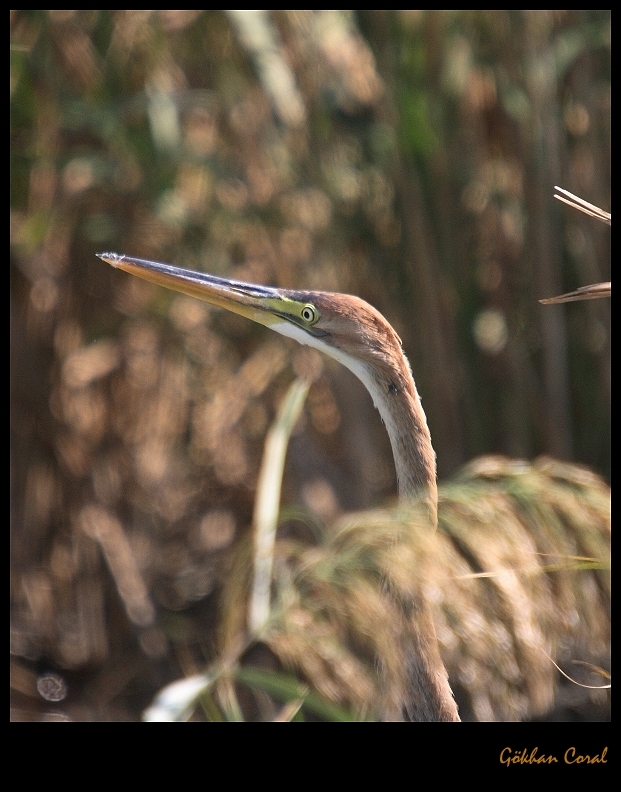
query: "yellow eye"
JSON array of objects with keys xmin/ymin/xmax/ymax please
[{"xmin": 301, "ymin": 304, "xmax": 319, "ymax": 324}]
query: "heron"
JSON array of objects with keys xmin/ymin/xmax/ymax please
[{"xmin": 98, "ymin": 251, "xmax": 459, "ymax": 721}]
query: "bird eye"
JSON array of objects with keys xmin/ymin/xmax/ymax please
[{"xmin": 301, "ymin": 304, "xmax": 319, "ymax": 324}]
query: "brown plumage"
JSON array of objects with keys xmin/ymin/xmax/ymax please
[{"xmin": 99, "ymin": 253, "xmax": 609, "ymax": 722}]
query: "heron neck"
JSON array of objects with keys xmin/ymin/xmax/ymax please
[
  {"xmin": 351, "ymin": 360, "xmax": 438, "ymax": 521},
  {"xmin": 383, "ymin": 385, "xmax": 437, "ymax": 514},
  {"xmin": 346, "ymin": 358, "xmax": 459, "ymax": 721},
  {"xmin": 377, "ymin": 380, "xmax": 460, "ymax": 721}
]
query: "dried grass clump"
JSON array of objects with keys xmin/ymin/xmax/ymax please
[{"xmin": 255, "ymin": 456, "xmax": 610, "ymax": 721}]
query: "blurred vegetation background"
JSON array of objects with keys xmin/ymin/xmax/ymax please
[{"xmin": 10, "ymin": 10, "xmax": 610, "ymax": 721}]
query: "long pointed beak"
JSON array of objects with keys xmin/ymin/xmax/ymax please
[{"xmin": 97, "ymin": 253, "xmax": 283, "ymax": 327}]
